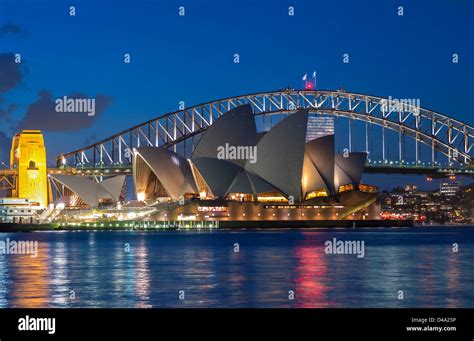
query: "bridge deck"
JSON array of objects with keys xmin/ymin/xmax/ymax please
[{"xmin": 1, "ymin": 164, "xmax": 472, "ymax": 178}]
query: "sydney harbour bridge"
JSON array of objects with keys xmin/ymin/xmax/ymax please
[{"xmin": 1, "ymin": 88, "xmax": 473, "ymax": 191}]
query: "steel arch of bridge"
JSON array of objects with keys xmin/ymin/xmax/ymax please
[{"xmin": 59, "ymin": 89, "xmax": 474, "ymax": 168}]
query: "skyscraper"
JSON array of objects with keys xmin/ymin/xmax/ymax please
[{"xmin": 306, "ymin": 114, "xmax": 334, "ymax": 142}]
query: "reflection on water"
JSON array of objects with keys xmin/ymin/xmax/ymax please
[
  {"xmin": 0, "ymin": 227, "xmax": 473, "ymax": 308},
  {"xmin": 293, "ymin": 244, "xmax": 329, "ymax": 308},
  {"xmin": 10, "ymin": 241, "xmax": 50, "ymax": 308},
  {"xmin": 134, "ymin": 239, "xmax": 151, "ymax": 308}
]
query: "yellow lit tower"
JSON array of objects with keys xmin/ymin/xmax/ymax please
[{"xmin": 10, "ymin": 130, "xmax": 49, "ymax": 208}]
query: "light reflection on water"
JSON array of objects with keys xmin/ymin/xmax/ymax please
[{"xmin": 0, "ymin": 227, "xmax": 472, "ymax": 308}]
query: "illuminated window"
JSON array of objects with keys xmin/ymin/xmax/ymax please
[
  {"xmin": 338, "ymin": 184, "xmax": 354, "ymax": 193},
  {"xmin": 137, "ymin": 192, "xmax": 146, "ymax": 202},
  {"xmin": 305, "ymin": 189, "xmax": 328, "ymax": 200},
  {"xmin": 226, "ymin": 193, "xmax": 254, "ymax": 202},
  {"xmin": 198, "ymin": 206, "xmax": 227, "ymax": 212},
  {"xmin": 359, "ymin": 184, "xmax": 378, "ymax": 193},
  {"xmin": 257, "ymin": 192, "xmax": 287, "ymax": 202}
]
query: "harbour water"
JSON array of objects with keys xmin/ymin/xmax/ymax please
[{"xmin": 0, "ymin": 227, "xmax": 473, "ymax": 308}]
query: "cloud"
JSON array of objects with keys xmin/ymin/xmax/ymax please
[
  {"xmin": 0, "ymin": 53, "xmax": 23, "ymax": 93},
  {"xmin": 0, "ymin": 23, "xmax": 21, "ymax": 38},
  {"xmin": 15, "ymin": 91, "xmax": 113, "ymax": 132},
  {"xmin": 0, "ymin": 53, "xmax": 24, "ymax": 129},
  {"xmin": 0, "ymin": 97, "xmax": 16, "ymax": 118},
  {"xmin": 0, "ymin": 32, "xmax": 113, "ymax": 135}
]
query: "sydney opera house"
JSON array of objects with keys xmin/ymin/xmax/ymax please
[
  {"xmin": 132, "ymin": 104, "xmax": 380, "ymax": 222},
  {"xmin": 49, "ymin": 174, "xmax": 126, "ymax": 208}
]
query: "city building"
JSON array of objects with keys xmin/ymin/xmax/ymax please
[
  {"xmin": 306, "ymin": 114, "xmax": 334, "ymax": 142},
  {"xmin": 404, "ymin": 184, "xmax": 417, "ymax": 192},
  {"xmin": 0, "ymin": 198, "xmax": 36, "ymax": 224},
  {"xmin": 133, "ymin": 104, "xmax": 380, "ymax": 221},
  {"xmin": 379, "ymin": 183, "xmax": 473, "ymax": 224},
  {"xmin": 440, "ymin": 181, "xmax": 460, "ymax": 196}
]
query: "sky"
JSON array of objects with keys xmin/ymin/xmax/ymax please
[{"xmin": 0, "ymin": 0, "xmax": 473, "ymax": 190}]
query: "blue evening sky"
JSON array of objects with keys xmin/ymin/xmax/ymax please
[{"xmin": 0, "ymin": 0, "xmax": 472, "ymax": 189}]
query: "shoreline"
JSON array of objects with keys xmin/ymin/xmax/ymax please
[{"xmin": 0, "ymin": 220, "xmax": 472, "ymax": 232}]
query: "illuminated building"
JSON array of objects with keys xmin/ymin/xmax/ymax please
[
  {"xmin": 0, "ymin": 198, "xmax": 35, "ymax": 223},
  {"xmin": 306, "ymin": 114, "xmax": 334, "ymax": 142},
  {"xmin": 49, "ymin": 174, "xmax": 126, "ymax": 208},
  {"xmin": 10, "ymin": 130, "xmax": 50, "ymax": 209},
  {"xmin": 440, "ymin": 181, "xmax": 460, "ymax": 196},
  {"xmin": 132, "ymin": 105, "xmax": 380, "ymax": 221},
  {"xmin": 133, "ymin": 147, "xmax": 196, "ymax": 202}
]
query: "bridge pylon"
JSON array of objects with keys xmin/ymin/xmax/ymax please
[{"xmin": 10, "ymin": 130, "xmax": 51, "ymax": 208}]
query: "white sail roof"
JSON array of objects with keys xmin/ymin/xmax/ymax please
[
  {"xmin": 50, "ymin": 174, "xmax": 125, "ymax": 207},
  {"xmin": 133, "ymin": 147, "xmax": 197, "ymax": 201},
  {"xmin": 245, "ymin": 109, "xmax": 309, "ymax": 201}
]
